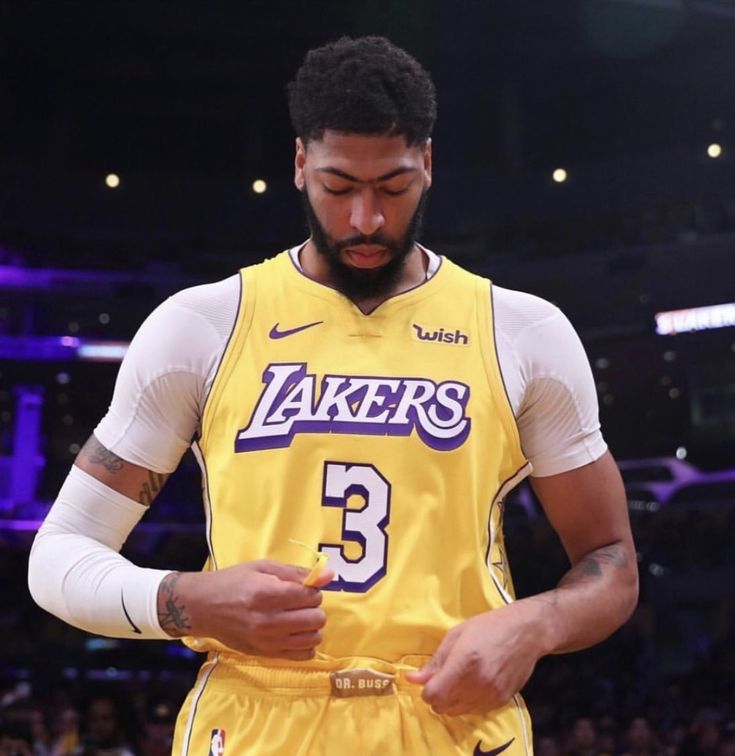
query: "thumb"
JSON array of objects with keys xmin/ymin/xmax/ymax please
[
  {"xmin": 307, "ymin": 568, "xmax": 335, "ymax": 589},
  {"xmin": 405, "ymin": 645, "xmax": 450, "ymax": 685},
  {"xmin": 405, "ymin": 629, "xmax": 460, "ymax": 685},
  {"xmin": 405, "ymin": 663, "xmax": 436, "ymax": 685}
]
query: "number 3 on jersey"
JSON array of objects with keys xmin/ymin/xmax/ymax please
[{"xmin": 319, "ymin": 462, "xmax": 391, "ymax": 592}]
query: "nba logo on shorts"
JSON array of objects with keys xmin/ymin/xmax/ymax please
[{"xmin": 209, "ymin": 729, "xmax": 226, "ymax": 756}]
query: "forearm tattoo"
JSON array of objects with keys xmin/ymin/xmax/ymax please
[
  {"xmin": 559, "ymin": 544, "xmax": 629, "ymax": 589},
  {"xmin": 138, "ymin": 470, "xmax": 168, "ymax": 506},
  {"xmin": 530, "ymin": 543, "xmax": 630, "ymax": 608},
  {"xmin": 157, "ymin": 573, "xmax": 191, "ymax": 636},
  {"xmin": 81, "ymin": 436, "xmax": 125, "ymax": 474}
]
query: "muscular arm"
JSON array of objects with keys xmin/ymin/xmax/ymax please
[
  {"xmin": 527, "ymin": 449, "xmax": 639, "ymax": 654},
  {"xmin": 408, "ymin": 451, "xmax": 638, "ymax": 714},
  {"xmin": 27, "ymin": 437, "xmax": 175, "ymax": 640},
  {"xmin": 74, "ymin": 434, "xmax": 180, "ymax": 633},
  {"xmin": 30, "ymin": 436, "xmax": 331, "ymax": 656}
]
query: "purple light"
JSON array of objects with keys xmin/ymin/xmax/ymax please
[
  {"xmin": 0, "ymin": 263, "xmax": 161, "ymax": 292},
  {"xmin": 0, "ymin": 265, "xmax": 27, "ymax": 286},
  {"xmin": 0, "ymin": 336, "xmax": 129, "ymax": 362},
  {"xmin": 0, "ymin": 519, "xmax": 45, "ymax": 531}
]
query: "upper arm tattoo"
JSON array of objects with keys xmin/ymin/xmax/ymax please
[
  {"xmin": 81, "ymin": 435, "xmax": 126, "ymax": 474},
  {"xmin": 138, "ymin": 471, "xmax": 168, "ymax": 506},
  {"xmin": 80, "ymin": 435, "xmax": 169, "ymax": 506}
]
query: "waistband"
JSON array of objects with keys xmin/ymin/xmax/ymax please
[{"xmin": 206, "ymin": 652, "xmax": 432, "ymax": 696}]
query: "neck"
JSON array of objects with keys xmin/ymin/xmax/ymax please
[{"xmin": 299, "ymin": 241, "xmax": 428, "ymax": 314}]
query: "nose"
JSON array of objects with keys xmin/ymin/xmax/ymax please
[{"xmin": 349, "ymin": 187, "xmax": 385, "ymax": 236}]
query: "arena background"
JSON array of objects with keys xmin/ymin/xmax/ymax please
[{"xmin": 1, "ymin": 2, "xmax": 734, "ymax": 754}]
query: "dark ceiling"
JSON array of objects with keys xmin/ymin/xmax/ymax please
[
  {"xmin": 2, "ymin": 0, "xmax": 735, "ymax": 469},
  {"xmin": 3, "ymin": 1, "xmax": 734, "ymax": 177},
  {"xmin": 3, "ymin": 2, "xmax": 734, "ymax": 303},
  {"xmin": 2, "ymin": 1, "xmax": 734, "ymax": 287}
]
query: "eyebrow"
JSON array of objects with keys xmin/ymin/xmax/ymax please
[{"xmin": 315, "ymin": 166, "xmax": 417, "ymax": 183}]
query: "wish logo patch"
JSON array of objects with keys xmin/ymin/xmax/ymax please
[{"xmin": 412, "ymin": 323, "xmax": 469, "ymax": 345}]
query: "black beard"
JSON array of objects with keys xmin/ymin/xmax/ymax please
[{"xmin": 301, "ymin": 189, "xmax": 428, "ymax": 300}]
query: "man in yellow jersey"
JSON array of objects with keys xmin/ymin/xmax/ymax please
[{"xmin": 29, "ymin": 36, "xmax": 638, "ymax": 755}]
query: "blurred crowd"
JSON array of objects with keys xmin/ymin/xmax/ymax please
[
  {"xmin": 0, "ymin": 683, "xmax": 179, "ymax": 756},
  {"xmin": 1, "ymin": 490, "xmax": 733, "ymax": 755},
  {"xmin": 1, "ymin": 676, "xmax": 733, "ymax": 756}
]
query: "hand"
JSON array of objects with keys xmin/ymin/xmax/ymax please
[
  {"xmin": 405, "ymin": 600, "xmax": 550, "ymax": 716},
  {"xmin": 174, "ymin": 559, "xmax": 334, "ymax": 661}
]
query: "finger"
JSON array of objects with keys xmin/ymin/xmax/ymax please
[
  {"xmin": 422, "ymin": 671, "xmax": 462, "ymax": 708},
  {"xmin": 306, "ymin": 568, "xmax": 334, "ymax": 589},
  {"xmin": 405, "ymin": 651, "xmax": 447, "ymax": 685},
  {"xmin": 253, "ymin": 629, "xmax": 323, "ymax": 654},
  {"xmin": 405, "ymin": 664, "xmax": 436, "ymax": 685},
  {"xmin": 282, "ymin": 630, "xmax": 323, "ymax": 650},
  {"xmin": 429, "ymin": 698, "xmax": 463, "ymax": 716},
  {"xmin": 265, "ymin": 648, "xmax": 317, "ymax": 662},
  {"xmin": 421, "ymin": 653, "xmax": 470, "ymax": 708},
  {"xmin": 274, "ymin": 581, "xmax": 325, "ymax": 610},
  {"xmin": 277, "ymin": 607, "xmax": 327, "ymax": 634},
  {"xmin": 250, "ymin": 608, "xmax": 326, "ymax": 640},
  {"xmin": 405, "ymin": 632, "xmax": 459, "ymax": 685},
  {"xmin": 255, "ymin": 560, "xmax": 312, "ymax": 584},
  {"xmin": 257, "ymin": 631, "xmax": 322, "ymax": 654}
]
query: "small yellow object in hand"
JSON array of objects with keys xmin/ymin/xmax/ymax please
[{"xmin": 289, "ymin": 539, "xmax": 329, "ymax": 586}]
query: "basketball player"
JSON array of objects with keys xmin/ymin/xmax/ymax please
[{"xmin": 29, "ymin": 37, "xmax": 638, "ymax": 755}]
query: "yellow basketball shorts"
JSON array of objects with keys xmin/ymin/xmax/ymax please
[{"xmin": 171, "ymin": 653, "xmax": 533, "ymax": 756}]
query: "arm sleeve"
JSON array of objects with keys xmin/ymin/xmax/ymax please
[
  {"xmin": 494, "ymin": 287, "xmax": 607, "ymax": 478},
  {"xmin": 93, "ymin": 294, "xmax": 225, "ymax": 473},
  {"xmin": 29, "ymin": 276, "xmax": 239, "ymax": 637},
  {"xmin": 28, "ymin": 466, "xmax": 172, "ymax": 639}
]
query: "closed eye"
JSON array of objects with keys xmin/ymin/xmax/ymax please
[
  {"xmin": 381, "ymin": 186, "xmax": 411, "ymax": 196},
  {"xmin": 323, "ymin": 186, "xmax": 351, "ymax": 196},
  {"xmin": 322, "ymin": 182, "xmax": 412, "ymax": 196}
]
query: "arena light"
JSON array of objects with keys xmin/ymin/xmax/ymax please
[
  {"xmin": 252, "ymin": 179, "xmax": 267, "ymax": 194},
  {"xmin": 105, "ymin": 173, "xmax": 121, "ymax": 188},
  {"xmin": 77, "ymin": 341, "xmax": 129, "ymax": 362},
  {"xmin": 655, "ymin": 302, "xmax": 735, "ymax": 335},
  {"xmin": 552, "ymin": 168, "xmax": 567, "ymax": 183},
  {"xmin": 707, "ymin": 143, "xmax": 722, "ymax": 159}
]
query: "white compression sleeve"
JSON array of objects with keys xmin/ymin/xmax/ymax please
[{"xmin": 28, "ymin": 466, "xmax": 173, "ymax": 640}]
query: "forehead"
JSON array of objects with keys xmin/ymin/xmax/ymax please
[{"xmin": 305, "ymin": 131, "xmax": 424, "ymax": 174}]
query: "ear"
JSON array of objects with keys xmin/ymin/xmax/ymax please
[
  {"xmin": 422, "ymin": 138, "xmax": 432, "ymax": 190},
  {"xmin": 294, "ymin": 137, "xmax": 306, "ymax": 191}
]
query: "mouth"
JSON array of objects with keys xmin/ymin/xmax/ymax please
[{"xmin": 342, "ymin": 245, "xmax": 390, "ymax": 269}]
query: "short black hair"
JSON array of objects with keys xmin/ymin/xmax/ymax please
[{"xmin": 287, "ymin": 36, "xmax": 436, "ymax": 146}]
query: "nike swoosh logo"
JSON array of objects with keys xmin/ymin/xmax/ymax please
[
  {"xmin": 121, "ymin": 590, "xmax": 142, "ymax": 634},
  {"xmin": 474, "ymin": 737, "xmax": 515, "ymax": 756},
  {"xmin": 269, "ymin": 321, "xmax": 323, "ymax": 339}
]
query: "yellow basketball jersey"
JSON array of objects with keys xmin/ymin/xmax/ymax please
[{"xmin": 188, "ymin": 250, "xmax": 529, "ymax": 661}]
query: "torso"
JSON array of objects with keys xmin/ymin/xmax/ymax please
[{"xmin": 190, "ymin": 251, "xmax": 529, "ymax": 660}]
